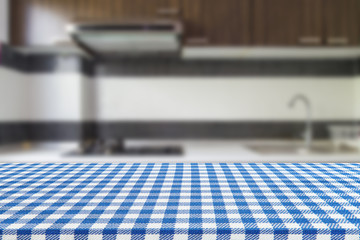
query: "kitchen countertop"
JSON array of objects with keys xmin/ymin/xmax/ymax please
[
  {"xmin": 0, "ymin": 140, "xmax": 359, "ymax": 163},
  {"xmin": 13, "ymin": 46, "xmax": 360, "ymax": 59}
]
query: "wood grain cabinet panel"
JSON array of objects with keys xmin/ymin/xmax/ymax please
[
  {"xmin": 253, "ymin": 0, "xmax": 323, "ymax": 46},
  {"xmin": 10, "ymin": 0, "xmax": 180, "ymax": 45},
  {"xmin": 253, "ymin": 0, "xmax": 359, "ymax": 46},
  {"xmin": 75, "ymin": 0, "xmax": 115, "ymax": 22},
  {"xmin": 118, "ymin": 0, "xmax": 180, "ymax": 20},
  {"xmin": 182, "ymin": 0, "xmax": 251, "ymax": 45},
  {"xmin": 298, "ymin": 0, "xmax": 323, "ymax": 46},
  {"xmin": 9, "ymin": 0, "xmax": 360, "ymax": 46},
  {"xmin": 10, "ymin": 0, "xmax": 27, "ymax": 46},
  {"xmin": 324, "ymin": 0, "xmax": 359, "ymax": 46},
  {"xmin": 76, "ymin": 0, "xmax": 180, "ymax": 21}
]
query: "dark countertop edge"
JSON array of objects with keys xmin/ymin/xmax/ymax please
[
  {"xmin": 1, "ymin": 44, "xmax": 360, "ymax": 77},
  {"xmin": 0, "ymin": 120, "xmax": 359, "ymax": 143},
  {"xmin": 0, "ymin": 44, "xmax": 96, "ymax": 76}
]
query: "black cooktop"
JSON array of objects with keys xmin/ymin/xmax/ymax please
[{"xmin": 67, "ymin": 140, "xmax": 183, "ymax": 156}]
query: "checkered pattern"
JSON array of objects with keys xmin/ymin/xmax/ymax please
[{"xmin": 0, "ymin": 163, "xmax": 360, "ymax": 240}]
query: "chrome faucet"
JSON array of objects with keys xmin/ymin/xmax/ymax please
[{"xmin": 289, "ymin": 94, "xmax": 313, "ymax": 152}]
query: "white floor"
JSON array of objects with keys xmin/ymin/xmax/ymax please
[{"xmin": 0, "ymin": 140, "xmax": 359, "ymax": 163}]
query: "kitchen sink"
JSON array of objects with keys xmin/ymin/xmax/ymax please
[{"xmin": 245, "ymin": 142, "xmax": 359, "ymax": 155}]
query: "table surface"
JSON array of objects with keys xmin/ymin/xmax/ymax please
[{"xmin": 0, "ymin": 163, "xmax": 360, "ymax": 240}]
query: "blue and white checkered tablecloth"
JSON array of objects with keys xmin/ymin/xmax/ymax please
[{"xmin": 0, "ymin": 163, "xmax": 360, "ymax": 240}]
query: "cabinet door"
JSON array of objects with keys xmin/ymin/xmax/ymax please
[
  {"xmin": 253, "ymin": 0, "xmax": 325, "ymax": 46},
  {"xmin": 298, "ymin": 0, "xmax": 323, "ymax": 46},
  {"xmin": 183, "ymin": 0, "xmax": 251, "ymax": 45},
  {"xmin": 10, "ymin": 0, "xmax": 27, "ymax": 45},
  {"xmin": 75, "ymin": 0, "xmax": 115, "ymax": 22},
  {"xmin": 117, "ymin": 0, "xmax": 180, "ymax": 20},
  {"xmin": 10, "ymin": 0, "xmax": 181, "ymax": 45},
  {"xmin": 253, "ymin": 0, "xmax": 301, "ymax": 45},
  {"xmin": 324, "ymin": 0, "xmax": 359, "ymax": 46},
  {"xmin": 75, "ymin": 0, "xmax": 180, "ymax": 21}
]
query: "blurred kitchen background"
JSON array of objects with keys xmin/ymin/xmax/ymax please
[{"xmin": 0, "ymin": 0, "xmax": 359, "ymax": 162}]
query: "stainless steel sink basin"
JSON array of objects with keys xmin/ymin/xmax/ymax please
[{"xmin": 246, "ymin": 142, "xmax": 359, "ymax": 155}]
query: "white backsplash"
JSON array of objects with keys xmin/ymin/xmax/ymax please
[
  {"xmin": 91, "ymin": 76, "xmax": 357, "ymax": 121},
  {"xmin": 0, "ymin": 68, "xmax": 359, "ymax": 122},
  {"xmin": 356, "ymin": 77, "xmax": 360, "ymax": 120}
]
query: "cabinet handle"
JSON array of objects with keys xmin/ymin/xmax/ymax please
[
  {"xmin": 186, "ymin": 37, "xmax": 209, "ymax": 45},
  {"xmin": 157, "ymin": 8, "xmax": 179, "ymax": 16},
  {"xmin": 327, "ymin": 37, "xmax": 349, "ymax": 46},
  {"xmin": 299, "ymin": 37, "xmax": 321, "ymax": 45}
]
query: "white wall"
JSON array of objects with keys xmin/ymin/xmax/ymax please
[
  {"xmin": 0, "ymin": 0, "xmax": 8, "ymax": 43},
  {"xmin": 28, "ymin": 73, "xmax": 84, "ymax": 121},
  {"xmin": 355, "ymin": 77, "xmax": 360, "ymax": 120},
  {"xmin": 21, "ymin": 2, "xmax": 71, "ymax": 45},
  {"xmin": 0, "ymin": 71, "xmax": 358, "ymax": 122},
  {"xmin": 94, "ymin": 77, "xmax": 356, "ymax": 121},
  {"xmin": 0, "ymin": 69, "xmax": 84, "ymax": 122},
  {"xmin": 0, "ymin": 67, "xmax": 30, "ymax": 121}
]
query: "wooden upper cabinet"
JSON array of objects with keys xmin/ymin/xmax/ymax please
[
  {"xmin": 253, "ymin": 0, "xmax": 359, "ymax": 46},
  {"xmin": 75, "ymin": 0, "xmax": 180, "ymax": 22},
  {"xmin": 324, "ymin": 0, "xmax": 359, "ymax": 46},
  {"xmin": 182, "ymin": 0, "xmax": 251, "ymax": 46},
  {"xmin": 253, "ymin": 0, "xmax": 323, "ymax": 46},
  {"xmin": 9, "ymin": 0, "xmax": 360, "ymax": 46},
  {"xmin": 10, "ymin": 0, "xmax": 180, "ymax": 46},
  {"xmin": 253, "ymin": 0, "xmax": 299, "ymax": 45},
  {"xmin": 75, "ymin": 0, "xmax": 115, "ymax": 22},
  {"xmin": 118, "ymin": 0, "xmax": 180, "ymax": 20},
  {"xmin": 298, "ymin": 0, "xmax": 323, "ymax": 46}
]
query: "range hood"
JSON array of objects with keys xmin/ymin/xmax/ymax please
[{"xmin": 67, "ymin": 20, "xmax": 183, "ymax": 58}]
